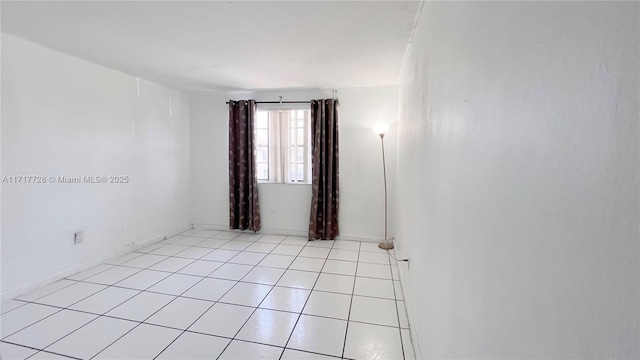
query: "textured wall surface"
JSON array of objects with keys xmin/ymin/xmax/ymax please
[
  {"xmin": 2, "ymin": 33, "xmax": 191, "ymax": 296},
  {"xmin": 395, "ymin": 2, "xmax": 639, "ymax": 358}
]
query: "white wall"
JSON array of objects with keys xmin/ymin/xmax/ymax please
[
  {"xmin": 1, "ymin": 33, "xmax": 191, "ymax": 297},
  {"xmin": 190, "ymin": 86, "xmax": 398, "ymax": 239},
  {"xmin": 395, "ymin": 1, "xmax": 639, "ymax": 359}
]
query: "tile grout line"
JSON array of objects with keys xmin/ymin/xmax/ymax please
[
  {"xmin": 279, "ymin": 238, "xmax": 339, "ymax": 360},
  {"xmin": 8, "ymin": 235, "xmax": 231, "ymax": 353},
  {"xmin": 6, "ymin": 230, "xmax": 395, "ymax": 359},
  {"xmin": 91, "ymin": 231, "xmax": 255, "ymax": 359},
  {"xmin": 340, "ymin": 241, "xmax": 362, "ymax": 359},
  {"xmin": 152, "ymin": 233, "xmax": 287, "ymax": 359},
  {"xmin": 212, "ymin": 234, "xmax": 330, "ymax": 360},
  {"xmin": 386, "ymin": 248, "xmax": 407, "ymax": 360}
]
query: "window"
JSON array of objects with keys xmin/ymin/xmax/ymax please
[{"xmin": 255, "ymin": 107, "xmax": 312, "ymax": 184}]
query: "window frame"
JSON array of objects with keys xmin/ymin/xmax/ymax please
[{"xmin": 255, "ymin": 105, "xmax": 312, "ymax": 185}]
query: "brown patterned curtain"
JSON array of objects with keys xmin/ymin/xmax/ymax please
[
  {"xmin": 309, "ymin": 99, "xmax": 339, "ymax": 240},
  {"xmin": 229, "ymin": 100, "xmax": 261, "ymax": 231}
]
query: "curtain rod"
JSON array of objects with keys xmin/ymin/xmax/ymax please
[{"xmin": 225, "ymin": 100, "xmax": 312, "ymax": 104}]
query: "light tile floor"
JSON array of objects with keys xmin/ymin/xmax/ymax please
[{"xmin": 1, "ymin": 230, "xmax": 415, "ymax": 360}]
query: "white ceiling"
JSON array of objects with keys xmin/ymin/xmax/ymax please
[{"xmin": 1, "ymin": 1, "xmax": 421, "ymax": 92}]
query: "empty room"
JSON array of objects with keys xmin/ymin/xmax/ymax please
[{"xmin": 1, "ymin": 1, "xmax": 638, "ymax": 359}]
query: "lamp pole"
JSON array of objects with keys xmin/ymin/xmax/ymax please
[{"xmin": 378, "ymin": 132, "xmax": 394, "ymax": 250}]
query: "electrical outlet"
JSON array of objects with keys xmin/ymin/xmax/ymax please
[{"xmin": 74, "ymin": 231, "xmax": 84, "ymax": 244}]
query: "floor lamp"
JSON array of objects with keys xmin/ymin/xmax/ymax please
[{"xmin": 373, "ymin": 124, "xmax": 394, "ymax": 250}]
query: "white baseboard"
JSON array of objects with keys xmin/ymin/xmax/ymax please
[
  {"xmin": 192, "ymin": 223, "xmax": 388, "ymax": 243},
  {"xmin": 396, "ymin": 257, "xmax": 423, "ymax": 360},
  {"xmin": 1, "ymin": 224, "xmax": 193, "ymax": 303}
]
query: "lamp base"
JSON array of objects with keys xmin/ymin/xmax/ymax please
[{"xmin": 378, "ymin": 241, "xmax": 394, "ymax": 250}]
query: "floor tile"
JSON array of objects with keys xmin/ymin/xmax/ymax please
[
  {"xmin": 343, "ymin": 321, "xmax": 403, "ymax": 360},
  {"xmin": 298, "ymin": 246, "xmax": 331, "ymax": 259},
  {"xmin": 178, "ymin": 259, "xmax": 224, "ymax": 276},
  {"xmin": 257, "ymin": 234, "xmax": 286, "ymax": 243},
  {"xmin": 220, "ymin": 282, "xmax": 272, "ymax": 307},
  {"xmin": 106, "ymin": 252, "xmax": 143, "ymax": 265},
  {"xmin": 69, "ymin": 287, "xmax": 140, "ymax": 314},
  {"xmin": 356, "ymin": 262, "xmax": 392, "ymax": 280},
  {"xmin": 281, "ymin": 348, "xmax": 336, "ymax": 360},
  {"xmin": 45, "ymin": 316, "xmax": 137, "ymax": 359},
  {"xmin": 229, "ymin": 251, "xmax": 267, "ymax": 265},
  {"xmin": 179, "ymin": 229, "xmax": 200, "ymax": 236},
  {"xmin": 121, "ymin": 253, "xmax": 167, "ymax": 268},
  {"xmin": 220, "ymin": 241, "xmax": 253, "ymax": 251},
  {"xmin": 94, "ymin": 323, "xmax": 181, "ymax": 359},
  {"xmin": 359, "ymin": 242, "xmax": 385, "ymax": 253},
  {"xmin": 34, "ymin": 282, "xmax": 107, "ymax": 308},
  {"xmin": 84, "ymin": 266, "xmax": 140, "ymax": 285},
  {"xmin": 391, "ymin": 265, "xmax": 399, "ymax": 280},
  {"xmin": 135, "ymin": 243, "xmax": 166, "ymax": 254},
  {"xmin": 171, "ymin": 236, "xmax": 206, "ymax": 246},
  {"xmin": 288, "ymin": 315, "xmax": 347, "ymax": 357},
  {"xmin": 67, "ymin": 264, "xmax": 113, "ymax": 281},
  {"xmin": 349, "ymin": 296, "xmax": 398, "ymax": 327},
  {"xmin": 0, "ymin": 342, "xmax": 38, "ymax": 359},
  {"xmin": 289, "ymin": 257, "xmax": 325, "ymax": 272},
  {"xmin": 272, "ymin": 244, "xmax": 303, "ymax": 256},
  {"xmin": 353, "ymin": 277, "xmax": 395, "ymax": 299},
  {"xmin": 201, "ymin": 249, "xmax": 240, "ymax": 262},
  {"xmin": 219, "ymin": 340, "xmax": 283, "ymax": 360},
  {"xmin": 195, "ymin": 238, "xmax": 230, "ymax": 249},
  {"xmin": 174, "ymin": 246, "xmax": 214, "ymax": 259},
  {"xmin": 305, "ymin": 240, "xmax": 334, "ymax": 248},
  {"xmin": 332, "ymin": 240, "xmax": 360, "ymax": 251},
  {"xmin": 149, "ymin": 244, "xmax": 190, "ymax": 256},
  {"xmin": 234, "ymin": 233, "xmax": 263, "ymax": 242},
  {"xmin": 358, "ymin": 252, "xmax": 390, "ymax": 265},
  {"xmin": 212, "ymin": 231, "xmax": 240, "ymax": 240},
  {"xmin": 161, "ymin": 236, "xmax": 185, "ymax": 244},
  {"xmin": 4, "ymin": 309, "xmax": 97, "ymax": 349},
  {"xmin": 303, "ymin": 291, "xmax": 352, "ymax": 320},
  {"xmin": 322, "ymin": 259, "xmax": 357, "ymax": 276},
  {"xmin": 314, "ymin": 274, "xmax": 355, "ymax": 295},
  {"xmin": 182, "ymin": 278, "xmax": 237, "ymax": 302},
  {"xmin": 1, "ymin": 303, "xmax": 60, "ymax": 338},
  {"xmin": 241, "ymin": 267, "xmax": 286, "ymax": 285},
  {"xmin": 209, "ymin": 263, "xmax": 254, "ymax": 281},
  {"xmin": 148, "ymin": 257, "xmax": 194, "ymax": 272},
  {"xmin": 280, "ymin": 236, "xmax": 308, "ymax": 246},
  {"xmin": 189, "ymin": 302, "xmax": 254, "ymax": 338},
  {"xmin": 157, "ymin": 331, "xmax": 230, "ymax": 359},
  {"xmin": 276, "ymin": 270, "xmax": 319, "ymax": 289},
  {"xmin": 259, "ymin": 254, "xmax": 295, "ymax": 269},
  {"xmin": 1, "ymin": 299, "xmax": 28, "ymax": 314},
  {"xmin": 146, "ymin": 297, "xmax": 213, "ymax": 330},
  {"xmin": 106, "ymin": 291, "xmax": 175, "ymax": 322},
  {"xmin": 236, "ymin": 308, "xmax": 298, "ymax": 347},
  {"xmin": 115, "ymin": 269, "xmax": 171, "ymax": 290},
  {"xmin": 401, "ymin": 328, "xmax": 415, "ymax": 359},
  {"xmin": 260, "ymin": 287, "xmax": 310, "ymax": 313},
  {"xmin": 328, "ymin": 249, "xmax": 359, "ymax": 262},
  {"xmin": 15, "ymin": 279, "xmax": 77, "ymax": 302},
  {"xmin": 193, "ymin": 229, "xmax": 222, "ymax": 238},
  {"xmin": 147, "ymin": 274, "xmax": 202, "ymax": 296},
  {"xmin": 245, "ymin": 242, "xmax": 278, "ymax": 253},
  {"xmin": 397, "ymin": 301, "xmax": 409, "ymax": 329}
]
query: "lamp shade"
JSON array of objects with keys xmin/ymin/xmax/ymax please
[{"xmin": 372, "ymin": 124, "xmax": 390, "ymax": 136}]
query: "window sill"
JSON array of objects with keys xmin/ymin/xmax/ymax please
[{"xmin": 258, "ymin": 181, "xmax": 312, "ymax": 186}]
